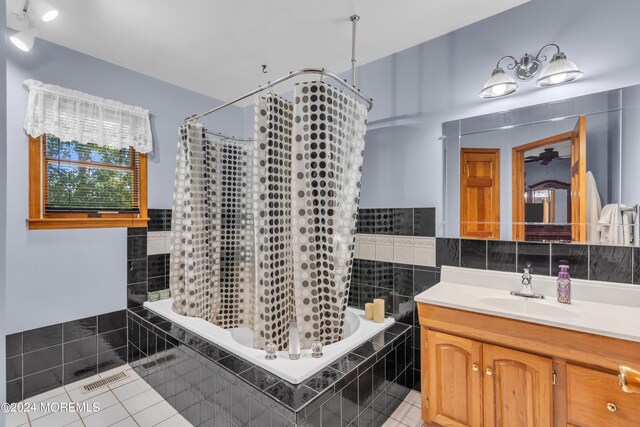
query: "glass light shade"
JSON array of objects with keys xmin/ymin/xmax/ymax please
[
  {"xmin": 32, "ymin": 0, "xmax": 59, "ymax": 22},
  {"xmin": 536, "ymin": 53, "xmax": 583, "ymax": 87},
  {"xmin": 479, "ymin": 67, "xmax": 518, "ymax": 98},
  {"xmin": 42, "ymin": 9, "xmax": 59, "ymax": 22},
  {"xmin": 10, "ymin": 31, "xmax": 35, "ymax": 52}
]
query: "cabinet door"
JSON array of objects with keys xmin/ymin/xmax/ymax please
[
  {"xmin": 427, "ymin": 330, "xmax": 483, "ymax": 427},
  {"xmin": 483, "ymin": 344, "xmax": 553, "ymax": 427}
]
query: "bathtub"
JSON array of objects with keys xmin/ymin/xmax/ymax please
[{"xmin": 144, "ymin": 298, "xmax": 394, "ymax": 384}]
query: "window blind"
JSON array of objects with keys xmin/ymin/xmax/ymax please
[{"xmin": 44, "ymin": 135, "xmax": 141, "ymax": 213}]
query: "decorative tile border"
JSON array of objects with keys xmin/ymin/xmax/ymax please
[
  {"xmin": 4, "ymin": 310, "xmax": 127, "ymax": 403},
  {"xmin": 128, "ymin": 307, "xmax": 413, "ymax": 426},
  {"xmin": 355, "ymin": 234, "xmax": 436, "ymax": 267}
]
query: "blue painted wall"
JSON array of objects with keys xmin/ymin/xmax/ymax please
[
  {"xmin": 4, "ymin": 37, "xmax": 244, "ymax": 333},
  {"xmin": 337, "ymin": 0, "xmax": 640, "ymax": 233},
  {"xmin": 5, "ymin": 0, "xmax": 640, "ymax": 336},
  {"xmin": 1, "ymin": 0, "xmax": 7, "ymax": 417}
]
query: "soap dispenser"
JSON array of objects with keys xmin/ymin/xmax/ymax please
[{"xmin": 557, "ymin": 263, "xmax": 571, "ymax": 304}]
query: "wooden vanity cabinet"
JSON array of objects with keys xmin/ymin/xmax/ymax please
[
  {"xmin": 419, "ymin": 303, "xmax": 640, "ymax": 427},
  {"xmin": 425, "ymin": 330, "xmax": 552, "ymax": 427}
]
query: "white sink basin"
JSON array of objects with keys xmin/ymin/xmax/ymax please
[
  {"xmin": 414, "ymin": 266, "xmax": 640, "ymax": 342},
  {"xmin": 479, "ymin": 297, "xmax": 580, "ymax": 319}
]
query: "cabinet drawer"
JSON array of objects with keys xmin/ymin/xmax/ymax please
[{"xmin": 567, "ymin": 364, "xmax": 640, "ymax": 427}]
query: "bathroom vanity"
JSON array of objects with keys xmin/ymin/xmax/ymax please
[{"xmin": 415, "ymin": 267, "xmax": 640, "ymax": 427}]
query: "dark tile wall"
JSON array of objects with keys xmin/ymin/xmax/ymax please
[
  {"xmin": 449, "ymin": 238, "xmax": 638, "ymax": 284},
  {"xmin": 351, "ymin": 207, "xmax": 439, "ymax": 393},
  {"xmin": 127, "ymin": 227, "xmax": 148, "ymax": 308},
  {"xmin": 356, "ymin": 208, "xmax": 435, "ymax": 237},
  {"xmin": 5, "ymin": 310, "xmax": 127, "ymax": 402},
  {"xmin": 128, "ymin": 208, "xmax": 172, "ymax": 307},
  {"xmin": 148, "ymin": 253, "xmax": 171, "ymax": 293},
  {"xmin": 147, "ymin": 208, "xmax": 172, "ymax": 232},
  {"xmin": 128, "ymin": 306, "xmax": 413, "ymax": 426}
]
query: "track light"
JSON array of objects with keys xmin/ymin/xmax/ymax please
[
  {"xmin": 480, "ymin": 44, "xmax": 583, "ymax": 98},
  {"xmin": 9, "ymin": 0, "xmax": 60, "ymax": 52},
  {"xmin": 10, "ymin": 30, "xmax": 36, "ymax": 52},
  {"xmin": 10, "ymin": 11, "xmax": 36, "ymax": 52},
  {"xmin": 31, "ymin": 0, "xmax": 59, "ymax": 22}
]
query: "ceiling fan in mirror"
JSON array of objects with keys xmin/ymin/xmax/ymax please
[{"xmin": 524, "ymin": 147, "xmax": 561, "ymax": 165}]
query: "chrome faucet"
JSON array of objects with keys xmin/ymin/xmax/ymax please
[{"xmin": 511, "ymin": 265, "xmax": 544, "ymax": 299}]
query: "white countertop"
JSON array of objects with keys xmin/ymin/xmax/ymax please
[{"xmin": 414, "ymin": 266, "xmax": 640, "ymax": 343}]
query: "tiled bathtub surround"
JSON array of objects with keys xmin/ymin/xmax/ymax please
[
  {"xmin": 442, "ymin": 238, "xmax": 640, "ymax": 284},
  {"xmin": 5, "ymin": 310, "xmax": 127, "ymax": 403},
  {"xmin": 128, "ymin": 208, "xmax": 172, "ymax": 308},
  {"xmin": 128, "ymin": 307, "xmax": 414, "ymax": 426},
  {"xmin": 351, "ymin": 207, "xmax": 439, "ymax": 393}
]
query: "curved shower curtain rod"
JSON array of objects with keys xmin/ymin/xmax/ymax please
[{"xmin": 184, "ymin": 68, "xmax": 374, "ymax": 124}]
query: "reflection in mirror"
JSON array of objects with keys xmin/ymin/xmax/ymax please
[
  {"xmin": 512, "ymin": 116, "xmax": 585, "ymax": 243},
  {"xmin": 443, "ymin": 85, "xmax": 640, "ymax": 246}
]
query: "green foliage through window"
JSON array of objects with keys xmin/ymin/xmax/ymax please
[{"xmin": 45, "ymin": 135, "xmax": 139, "ymax": 212}]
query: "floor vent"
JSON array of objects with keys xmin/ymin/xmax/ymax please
[{"xmin": 81, "ymin": 371, "xmax": 128, "ymax": 394}]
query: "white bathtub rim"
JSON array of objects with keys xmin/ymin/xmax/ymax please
[{"xmin": 142, "ymin": 299, "xmax": 395, "ymax": 384}]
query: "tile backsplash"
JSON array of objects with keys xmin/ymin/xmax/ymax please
[
  {"xmin": 5, "ymin": 310, "xmax": 127, "ymax": 402},
  {"xmin": 127, "ymin": 208, "xmax": 172, "ymax": 308},
  {"xmin": 444, "ymin": 237, "xmax": 639, "ymax": 284},
  {"xmin": 351, "ymin": 207, "xmax": 439, "ymax": 392}
]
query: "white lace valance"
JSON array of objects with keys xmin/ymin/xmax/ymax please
[{"xmin": 23, "ymin": 79, "xmax": 152, "ymax": 153}]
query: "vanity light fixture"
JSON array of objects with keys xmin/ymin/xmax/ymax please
[
  {"xmin": 10, "ymin": 0, "xmax": 59, "ymax": 52},
  {"xmin": 480, "ymin": 44, "xmax": 583, "ymax": 98}
]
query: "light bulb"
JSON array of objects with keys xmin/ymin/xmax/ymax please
[
  {"xmin": 42, "ymin": 9, "xmax": 59, "ymax": 22},
  {"xmin": 10, "ymin": 31, "xmax": 35, "ymax": 52},
  {"xmin": 492, "ymin": 84, "xmax": 507, "ymax": 96},
  {"xmin": 31, "ymin": 0, "xmax": 59, "ymax": 22},
  {"xmin": 550, "ymin": 73, "xmax": 567, "ymax": 84}
]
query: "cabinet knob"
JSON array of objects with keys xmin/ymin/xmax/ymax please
[
  {"xmin": 485, "ymin": 368, "xmax": 493, "ymax": 376},
  {"xmin": 472, "ymin": 364, "xmax": 479, "ymax": 372},
  {"xmin": 607, "ymin": 402, "xmax": 618, "ymax": 413}
]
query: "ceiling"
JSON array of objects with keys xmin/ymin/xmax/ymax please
[{"xmin": 6, "ymin": 0, "xmax": 528, "ymax": 104}]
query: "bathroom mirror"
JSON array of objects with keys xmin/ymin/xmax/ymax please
[{"xmin": 442, "ymin": 84, "xmax": 640, "ymax": 245}]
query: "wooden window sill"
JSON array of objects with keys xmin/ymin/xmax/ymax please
[{"xmin": 27, "ymin": 217, "xmax": 150, "ymax": 230}]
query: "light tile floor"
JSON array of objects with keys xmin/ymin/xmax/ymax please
[
  {"xmin": 5, "ymin": 365, "xmax": 190, "ymax": 427},
  {"xmin": 382, "ymin": 390, "xmax": 423, "ymax": 427},
  {"xmin": 6, "ymin": 364, "xmax": 423, "ymax": 427}
]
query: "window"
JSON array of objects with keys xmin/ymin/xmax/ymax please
[{"xmin": 28, "ymin": 134, "xmax": 148, "ymax": 229}]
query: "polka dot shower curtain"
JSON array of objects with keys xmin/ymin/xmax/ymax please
[
  {"xmin": 253, "ymin": 82, "xmax": 368, "ymax": 350},
  {"xmin": 170, "ymin": 82, "xmax": 367, "ymax": 352},
  {"xmin": 170, "ymin": 123, "xmax": 255, "ymax": 328}
]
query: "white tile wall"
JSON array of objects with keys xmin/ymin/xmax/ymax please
[
  {"xmin": 375, "ymin": 235, "xmax": 394, "ymax": 262},
  {"xmin": 147, "ymin": 231, "xmax": 170, "ymax": 255},
  {"xmin": 356, "ymin": 234, "xmax": 436, "ymax": 267}
]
